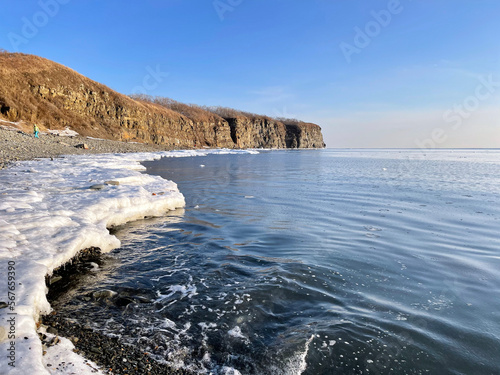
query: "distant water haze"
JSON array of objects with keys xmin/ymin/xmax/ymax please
[{"xmin": 313, "ymin": 107, "xmax": 500, "ymax": 149}]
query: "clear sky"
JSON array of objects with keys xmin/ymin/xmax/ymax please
[{"xmin": 1, "ymin": 0, "xmax": 499, "ymax": 148}]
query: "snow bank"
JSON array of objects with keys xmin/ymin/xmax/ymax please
[
  {"xmin": 0, "ymin": 120, "xmax": 24, "ymax": 132},
  {"xmin": 46, "ymin": 127, "xmax": 79, "ymax": 137},
  {"xmin": 0, "ymin": 148, "xmax": 257, "ymax": 374},
  {"xmin": 41, "ymin": 332, "xmax": 104, "ymax": 375}
]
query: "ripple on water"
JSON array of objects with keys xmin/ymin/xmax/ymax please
[{"xmin": 49, "ymin": 150, "xmax": 500, "ymax": 374}]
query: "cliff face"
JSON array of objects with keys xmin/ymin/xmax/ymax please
[
  {"xmin": 30, "ymin": 83, "xmax": 194, "ymax": 146},
  {"xmin": 226, "ymin": 117, "xmax": 287, "ymax": 148},
  {"xmin": 0, "ymin": 53, "xmax": 325, "ymax": 149},
  {"xmin": 285, "ymin": 122, "xmax": 326, "ymax": 148}
]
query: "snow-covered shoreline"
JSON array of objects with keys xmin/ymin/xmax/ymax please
[{"xmin": 0, "ymin": 149, "xmax": 257, "ymax": 374}]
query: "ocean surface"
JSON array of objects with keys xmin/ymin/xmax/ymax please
[{"xmin": 51, "ymin": 149, "xmax": 500, "ymax": 375}]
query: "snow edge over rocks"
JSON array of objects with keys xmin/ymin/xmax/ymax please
[{"xmin": 0, "ymin": 149, "xmax": 257, "ymax": 374}]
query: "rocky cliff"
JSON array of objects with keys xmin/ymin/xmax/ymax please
[
  {"xmin": 225, "ymin": 117, "xmax": 287, "ymax": 148},
  {"xmin": 285, "ymin": 122, "xmax": 326, "ymax": 148},
  {"xmin": 0, "ymin": 52, "xmax": 325, "ymax": 149}
]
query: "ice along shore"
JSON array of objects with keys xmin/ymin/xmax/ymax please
[{"xmin": 0, "ymin": 147, "xmax": 257, "ymax": 374}]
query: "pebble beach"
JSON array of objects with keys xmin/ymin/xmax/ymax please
[{"xmin": 0, "ymin": 126, "xmax": 174, "ymax": 169}]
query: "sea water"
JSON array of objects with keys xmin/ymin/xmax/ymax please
[{"xmin": 50, "ymin": 149, "xmax": 500, "ymax": 374}]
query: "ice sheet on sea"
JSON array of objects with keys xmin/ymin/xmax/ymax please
[{"xmin": 0, "ymin": 148, "xmax": 258, "ymax": 374}]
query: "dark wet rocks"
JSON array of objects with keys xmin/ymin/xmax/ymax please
[
  {"xmin": 87, "ymin": 288, "xmax": 154, "ymax": 308},
  {"xmin": 89, "ymin": 184, "xmax": 106, "ymax": 190},
  {"xmin": 45, "ymin": 246, "xmax": 104, "ymax": 301},
  {"xmin": 41, "ymin": 313, "xmax": 193, "ymax": 374},
  {"xmin": 46, "ymin": 326, "xmax": 58, "ymax": 335},
  {"xmin": 88, "ymin": 180, "xmax": 120, "ymax": 190},
  {"xmin": 91, "ymin": 289, "xmax": 117, "ymax": 300},
  {"xmin": 48, "ymin": 275, "xmax": 63, "ymax": 285},
  {"xmin": 42, "ymin": 246, "xmax": 191, "ymax": 374}
]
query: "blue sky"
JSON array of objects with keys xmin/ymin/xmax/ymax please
[{"xmin": 1, "ymin": 0, "xmax": 499, "ymax": 147}]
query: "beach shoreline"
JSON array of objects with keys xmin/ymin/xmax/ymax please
[
  {"xmin": 0, "ymin": 143, "xmax": 257, "ymax": 374},
  {"xmin": 0, "ymin": 126, "xmax": 179, "ymax": 169},
  {"xmin": 0, "ymin": 148, "xmax": 186, "ymax": 374}
]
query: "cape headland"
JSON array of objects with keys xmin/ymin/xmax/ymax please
[{"xmin": 0, "ymin": 52, "xmax": 325, "ymax": 150}]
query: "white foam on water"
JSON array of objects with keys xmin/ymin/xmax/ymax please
[
  {"xmin": 0, "ymin": 148, "xmax": 258, "ymax": 374},
  {"xmin": 163, "ymin": 318, "xmax": 177, "ymax": 329},
  {"xmin": 227, "ymin": 326, "xmax": 246, "ymax": 340},
  {"xmin": 156, "ymin": 283, "xmax": 198, "ymax": 302},
  {"xmin": 287, "ymin": 334, "xmax": 315, "ymax": 375},
  {"xmin": 269, "ymin": 334, "xmax": 315, "ymax": 375},
  {"xmin": 222, "ymin": 366, "xmax": 243, "ymax": 375}
]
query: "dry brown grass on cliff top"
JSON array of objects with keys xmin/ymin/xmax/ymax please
[
  {"xmin": 131, "ymin": 95, "xmax": 282, "ymax": 123},
  {"xmin": 0, "ymin": 51, "xmax": 62, "ymax": 74},
  {"xmin": 202, "ymin": 106, "xmax": 275, "ymax": 122},
  {"xmin": 129, "ymin": 95, "xmax": 256, "ymax": 122},
  {"xmin": 202, "ymin": 107, "xmax": 318, "ymax": 128},
  {"xmin": 129, "ymin": 94, "xmax": 225, "ymax": 123},
  {"xmin": 129, "ymin": 96, "xmax": 318, "ymax": 128},
  {"xmin": 0, "ymin": 52, "xmax": 118, "ymax": 128},
  {"xmin": 0, "ymin": 51, "xmax": 138, "ymax": 110},
  {"xmin": 276, "ymin": 117, "xmax": 322, "ymax": 130},
  {"xmin": 0, "ymin": 51, "xmax": 105, "ymax": 92}
]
